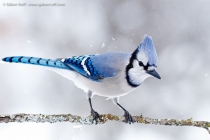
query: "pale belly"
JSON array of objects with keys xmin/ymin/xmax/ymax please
[
  {"xmin": 47, "ymin": 68, "xmax": 136, "ymax": 97},
  {"xmin": 75, "ymin": 72, "xmax": 136, "ymax": 97}
]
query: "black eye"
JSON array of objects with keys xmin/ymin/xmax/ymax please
[
  {"xmin": 139, "ymin": 61, "xmax": 144, "ymax": 67},
  {"xmin": 144, "ymin": 63, "xmax": 149, "ymax": 70}
]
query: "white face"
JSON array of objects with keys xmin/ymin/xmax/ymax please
[
  {"xmin": 126, "ymin": 48, "xmax": 160, "ymax": 87},
  {"xmin": 136, "ymin": 50, "xmax": 157, "ymax": 72},
  {"xmin": 127, "ymin": 59, "xmax": 151, "ymax": 86},
  {"xmin": 136, "ymin": 50, "xmax": 148, "ymax": 66}
]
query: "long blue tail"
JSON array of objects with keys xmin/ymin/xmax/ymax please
[{"xmin": 2, "ymin": 56, "xmax": 71, "ymax": 70}]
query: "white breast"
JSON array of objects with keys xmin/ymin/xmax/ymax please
[
  {"xmin": 75, "ymin": 71, "xmax": 135, "ymax": 97},
  {"xmin": 47, "ymin": 68, "xmax": 136, "ymax": 97}
]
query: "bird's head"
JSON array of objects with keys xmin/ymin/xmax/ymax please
[{"xmin": 126, "ymin": 35, "xmax": 161, "ymax": 87}]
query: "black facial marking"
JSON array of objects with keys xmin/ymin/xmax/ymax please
[
  {"xmin": 125, "ymin": 49, "xmax": 140, "ymax": 87},
  {"xmin": 143, "ymin": 63, "xmax": 149, "ymax": 70},
  {"xmin": 139, "ymin": 61, "xmax": 155, "ymax": 71},
  {"xmin": 139, "ymin": 61, "xmax": 144, "ymax": 67}
]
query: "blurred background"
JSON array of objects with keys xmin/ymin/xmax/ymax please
[{"xmin": 0, "ymin": 0, "xmax": 210, "ymax": 139}]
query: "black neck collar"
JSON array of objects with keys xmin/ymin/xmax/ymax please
[{"xmin": 125, "ymin": 49, "xmax": 140, "ymax": 87}]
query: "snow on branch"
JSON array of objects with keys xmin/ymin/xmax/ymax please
[{"xmin": 0, "ymin": 113, "xmax": 209, "ymax": 134}]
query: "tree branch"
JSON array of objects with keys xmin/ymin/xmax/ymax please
[{"xmin": 0, "ymin": 113, "xmax": 209, "ymax": 134}]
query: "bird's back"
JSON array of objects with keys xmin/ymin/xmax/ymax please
[{"xmin": 89, "ymin": 52, "xmax": 131, "ymax": 78}]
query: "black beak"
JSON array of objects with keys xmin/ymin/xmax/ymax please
[{"xmin": 147, "ymin": 70, "xmax": 161, "ymax": 79}]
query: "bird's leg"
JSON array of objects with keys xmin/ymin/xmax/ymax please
[
  {"xmin": 112, "ymin": 97, "xmax": 133, "ymax": 124},
  {"xmin": 88, "ymin": 98, "xmax": 100, "ymax": 123},
  {"xmin": 87, "ymin": 91, "xmax": 100, "ymax": 124},
  {"xmin": 117, "ymin": 103, "xmax": 134, "ymax": 124}
]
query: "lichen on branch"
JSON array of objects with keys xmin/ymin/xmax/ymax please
[{"xmin": 0, "ymin": 113, "xmax": 209, "ymax": 134}]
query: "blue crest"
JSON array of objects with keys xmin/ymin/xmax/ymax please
[{"xmin": 137, "ymin": 35, "xmax": 158, "ymax": 66}]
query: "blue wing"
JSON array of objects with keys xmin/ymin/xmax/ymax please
[
  {"xmin": 60, "ymin": 55, "xmax": 104, "ymax": 81},
  {"xmin": 61, "ymin": 52, "xmax": 130, "ymax": 81}
]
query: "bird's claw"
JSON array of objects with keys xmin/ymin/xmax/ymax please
[
  {"xmin": 91, "ymin": 109, "xmax": 100, "ymax": 124},
  {"xmin": 124, "ymin": 110, "xmax": 134, "ymax": 124}
]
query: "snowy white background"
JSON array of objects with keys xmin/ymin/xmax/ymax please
[{"xmin": 0, "ymin": 0, "xmax": 210, "ymax": 139}]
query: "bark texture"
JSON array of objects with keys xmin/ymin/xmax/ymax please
[{"xmin": 0, "ymin": 113, "xmax": 209, "ymax": 134}]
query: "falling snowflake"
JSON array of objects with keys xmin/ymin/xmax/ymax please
[{"xmin": 102, "ymin": 43, "xmax": 105, "ymax": 48}]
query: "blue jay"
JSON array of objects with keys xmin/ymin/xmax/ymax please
[{"xmin": 2, "ymin": 35, "xmax": 161, "ymax": 124}]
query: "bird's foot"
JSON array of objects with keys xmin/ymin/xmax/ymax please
[
  {"xmin": 140, "ymin": 113, "xmax": 143, "ymax": 118},
  {"xmin": 91, "ymin": 109, "xmax": 100, "ymax": 124},
  {"xmin": 124, "ymin": 110, "xmax": 134, "ymax": 124}
]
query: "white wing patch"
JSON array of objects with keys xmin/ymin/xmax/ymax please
[
  {"xmin": 61, "ymin": 59, "xmax": 65, "ymax": 62},
  {"xmin": 81, "ymin": 57, "xmax": 91, "ymax": 75}
]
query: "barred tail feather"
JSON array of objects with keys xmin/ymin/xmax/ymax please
[{"xmin": 2, "ymin": 56, "xmax": 72, "ymax": 70}]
